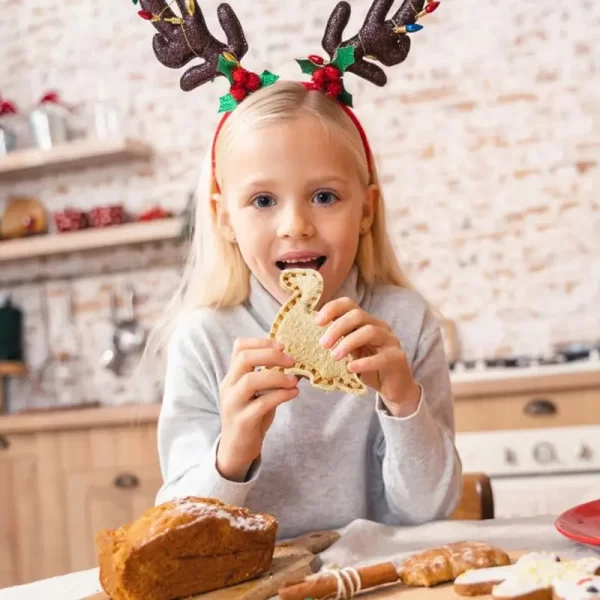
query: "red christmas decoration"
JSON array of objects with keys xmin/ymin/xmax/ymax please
[
  {"xmin": 228, "ymin": 66, "xmax": 262, "ymax": 101},
  {"xmin": 232, "ymin": 67, "xmax": 248, "ymax": 85},
  {"xmin": 0, "ymin": 100, "xmax": 17, "ymax": 115},
  {"xmin": 426, "ymin": 1, "xmax": 440, "ymax": 13},
  {"xmin": 54, "ymin": 210, "xmax": 88, "ymax": 232},
  {"xmin": 88, "ymin": 205, "xmax": 126, "ymax": 228},
  {"xmin": 308, "ymin": 55, "xmax": 324, "ymax": 65},
  {"xmin": 323, "ymin": 65, "xmax": 341, "ymax": 81},
  {"xmin": 230, "ymin": 85, "xmax": 248, "ymax": 102},
  {"xmin": 245, "ymin": 72, "xmax": 261, "ymax": 92},
  {"xmin": 138, "ymin": 10, "xmax": 153, "ymax": 20}
]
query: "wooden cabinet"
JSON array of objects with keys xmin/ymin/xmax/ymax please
[
  {"xmin": 0, "ymin": 433, "xmax": 42, "ymax": 588},
  {"xmin": 65, "ymin": 464, "xmax": 162, "ymax": 571},
  {"xmin": 0, "ymin": 407, "xmax": 162, "ymax": 587}
]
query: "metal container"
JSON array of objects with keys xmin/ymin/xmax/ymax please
[
  {"xmin": 0, "ymin": 124, "xmax": 16, "ymax": 155},
  {"xmin": 28, "ymin": 106, "xmax": 68, "ymax": 149}
]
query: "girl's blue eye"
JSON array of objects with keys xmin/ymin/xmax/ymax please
[
  {"xmin": 252, "ymin": 195, "xmax": 276, "ymax": 209},
  {"xmin": 312, "ymin": 191, "xmax": 338, "ymax": 205}
]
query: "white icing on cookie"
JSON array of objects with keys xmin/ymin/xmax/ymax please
[
  {"xmin": 554, "ymin": 576, "xmax": 600, "ymax": 600},
  {"xmin": 455, "ymin": 566, "xmax": 517, "ymax": 585},
  {"xmin": 452, "ymin": 552, "xmax": 600, "ymax": 600}
]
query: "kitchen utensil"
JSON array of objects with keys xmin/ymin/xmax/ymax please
[
  {"xmin": 0, "ymin": 123, "xmax": 16, "ymax": 154},
  {"xmin": 82, "ymin": 530, "xmax": 340, "ymax": 600},
  {"xmin": 555, "ymin": 499, "xmax": 600, "ymax": 549},
  {"xmin": 28, "ymin": 105, "xmax": 69, "ymax": 149},
  {"xmin": 100, "ymin": 288, "xmax": 123, "ymax": 374},
  {"xmin": 0, "ymin": 296, "xmax": 23, "ymax": 361},
  {"xmin": 112, "ymin": 284, "xmax": 146, "ymax": 356}
]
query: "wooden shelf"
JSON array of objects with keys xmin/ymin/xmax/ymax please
[
  {"xmin": 0, "ymin": 218, "xmax": 184, "ymax": 263},
  {"xmin": 0, "ymin": 361, "xmax": 27, "ymax": 377},
  {"xmin": 0, "ymin": 137, "xmax": 152, "ymax": 181}
]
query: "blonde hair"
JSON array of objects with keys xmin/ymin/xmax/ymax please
[{"xmin": 147, "ymin": 80, "xmax": 412, "ymax": 354}]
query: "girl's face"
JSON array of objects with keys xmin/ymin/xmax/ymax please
[{"xmin": 216, "ymin": 113, "xmax": 377, "ymax": 305}]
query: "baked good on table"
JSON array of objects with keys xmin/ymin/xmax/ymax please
[
  {"xmin": 96, "ymin": 496, "xmax": 278, "ymax": 600},
  {"xmin": 399, "ymin": 540, "xmax": 512, "ymax": 587},
  {"xmin": 453, "ymin": 552, "xmax": 600, "ymax": 600}
]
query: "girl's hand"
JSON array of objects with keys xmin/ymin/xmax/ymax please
[
  {"xmin": 217, "ymin": 338, "xmax": 298, "ymax": 482},
  {"xmin": 316, "ymin": 298, "xmax": 421, "ymax": 417}
]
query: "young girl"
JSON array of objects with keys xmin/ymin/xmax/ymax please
[{"xmin": 142, "ymin": 0, "xmax": 461, "ymax": 539}]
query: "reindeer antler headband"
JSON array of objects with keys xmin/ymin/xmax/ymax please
[{"xmin": 135, "ymin": 0, "xmax": 440, "ymax": 178}]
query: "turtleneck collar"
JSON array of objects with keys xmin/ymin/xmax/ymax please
[{"xmin": 246, "ymin": 266, "xmax": 365, "ymax": 332}]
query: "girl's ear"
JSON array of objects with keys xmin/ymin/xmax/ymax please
[
  {"xmin": 211, "ymin": 193, "xmax": 236, "ymax": 242},
  {"xmin": 360, "ymin": 184, "xmax": 379, "ymax": 233}
]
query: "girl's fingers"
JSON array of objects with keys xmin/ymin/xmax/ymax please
[
  {"xmin": 230, "ymin": 337, "xmax": 283, "ymax": 361},
  {"xmin": 348, "ymin": 347, "xmax": 403, "ymax": 374},
  {"xmin": 331, "ymin": 325, "xmax": 391, "ymax": 360},
  {"xmin": 229, "ymin": 348, "xmax": 294, "ymax": 383},
  {"xmin": 244, "ymin": 387, "xmax": 300, "ymax": 420},
  {"xmin": 320, "ymin": 308, "xmax": 377, "ymax": 349},
  {"xmin": 235, "ymin": 370, "xmax": 298, "ymax": 402},
  {"xmin": 314, "ymin": 296, "xmax": 358, "ymax": 326}
]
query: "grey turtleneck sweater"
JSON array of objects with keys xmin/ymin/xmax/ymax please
[{"xmin": 156, "ymin": 268, "xmax": 462, "ymax": 539}]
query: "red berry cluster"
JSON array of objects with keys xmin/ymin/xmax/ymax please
[
  {"xmin": 230, "ymin": 67, "xmax": 262, "ymax": 102},
  {"xmin": 310, "ymin": 60, "xmax": 343, "ymax": 98}
]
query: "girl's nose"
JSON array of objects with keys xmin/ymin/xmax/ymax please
[{"xmin": 277, "ymin": 206, "xmax": 315, "ymax": 239}]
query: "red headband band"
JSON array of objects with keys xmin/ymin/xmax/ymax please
[{"xmin": 211, "ymin": 84, "xmax": 373, "ymax": 194}]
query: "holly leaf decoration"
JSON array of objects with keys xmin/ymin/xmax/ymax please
[
  {"xmin": 338, "ymin": 88, "xmax": 353, "ymax": 108},
  {"xmin": 331, "ymin": 46, "xmax": 355, "ymax": 73},
  {"xmin": 218, "ymin": 93, "xmax": 238, "ymax": 113},
  {"xmin": 296, "ymin": 59, "xmax": 318, "ymax": 75},
  {"xmin": 260, "ymin": 70, "xmax": 279, "ymax": 87},
  {"xmin": 217, "ymin": 54, "xmax": 238, "ymax": 85},
  {"xmin": 132, "ymin": 0, "xmax": 139, "ymax": 4}
]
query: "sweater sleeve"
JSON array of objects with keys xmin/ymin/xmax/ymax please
[
  {"xmin": 155, "ymin": 315, "xmax": 260, "ymax": 507},
  {"xmin": 375, "ymin": 309, "xmax": 463, "ymax": 524}
]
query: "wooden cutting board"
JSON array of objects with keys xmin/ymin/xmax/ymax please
[{"xmin": 82, "ymin": 530, "xmax": 340, "ymax": 600}]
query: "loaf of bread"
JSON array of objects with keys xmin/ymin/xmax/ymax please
[{"xmin": 96, "ymin": 496, "xmax": 278, "ymax": 600}]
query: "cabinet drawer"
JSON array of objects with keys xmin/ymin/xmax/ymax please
[
  {"xmin": 455, "ymin": 388, "xmax": 599, "ymax": 432},
  {"xmin": 0, "ymin": 431, "xmax": 35, "ymax": 456},
  {"xmin": 65, "ymin": 463, "xmax": 163, "ymax": 572}
]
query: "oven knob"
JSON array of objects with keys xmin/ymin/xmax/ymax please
[
  {"xmin": 504, "ymin": 448, "xmax": 517, "ymax": 465},
  {"xmin": 576, "ymin": 443, "xmax": 593, "ymax": 461},
  {"xmin": 533, "ymin": 442, "xmax": 556, "ymax": 464}
]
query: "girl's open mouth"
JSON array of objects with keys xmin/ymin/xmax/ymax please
[{"xmin": 275, "ymin": 256, "xmax": 327, "ymax": 271}]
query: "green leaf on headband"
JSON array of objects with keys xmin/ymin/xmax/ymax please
[
  {"xmin": 338, "ymin": 88, "xmax": 353, "ymax": 107},
  {"xmin": 260, "ymin": 70, "xmax": 279, "ymax": 87},
  {"xmin": 296, "ymin": 59, "xmax": 318, "ymax": 75},
  {"xmin": 217, "ymin": 54, "xmax": 237, "ymax": 85},
  {"xmin": 331, "ymin": 46, "xmax": 355, "ymax": 72},
  {"xmin": 218, "ymin": 93, "xmax": 238, "ymax": 113}
]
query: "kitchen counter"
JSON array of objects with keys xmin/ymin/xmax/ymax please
[
  {"xmin": 0, "ymin": 402, "xmax": 160, "ymax": 434},
  {"xmin": 0, "ymin": 515, "xmax": 596, "ymax": 600},
  {"xmin": 450, "ymin": 360, "xmax": 600, "ymax": 398},
  {"xmin": 1, "ymin": 362, "xmax": 599, "ymax": 433}
]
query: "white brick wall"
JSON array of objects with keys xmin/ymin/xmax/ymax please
[{"xmin": 1, "ymin": 0, "xmax": 599, "ymax": 411}]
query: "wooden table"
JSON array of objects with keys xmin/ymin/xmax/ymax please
[{"xmin": 1, "ymin": 515, "xmax": 596, "ymax": 600}]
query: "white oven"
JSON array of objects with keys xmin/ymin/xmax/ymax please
[{"xmin": 456, "ymin": 425, "xmax": 600, "ymax": 518}]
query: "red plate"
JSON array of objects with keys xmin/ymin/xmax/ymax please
[{"xmin": 555, "ymin": 499, "xmax": 600, "ymax": 548}]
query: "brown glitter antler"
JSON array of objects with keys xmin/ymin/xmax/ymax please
[
  {"xmin": 138, "ymin": 0, "xmax": 249, "ymax": 92},
  {"xmin": 322, "ymin": 0, "xmax": 427, "ymax": 87}
]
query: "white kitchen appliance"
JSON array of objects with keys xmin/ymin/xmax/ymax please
[{"xmin": 452, "ymin": 341, "xmax": 600, "ymax": 518}]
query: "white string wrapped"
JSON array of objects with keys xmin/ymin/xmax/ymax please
[{"xmin": 321, "ymin": 567, "xmax": 363, "ymax": 600}]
